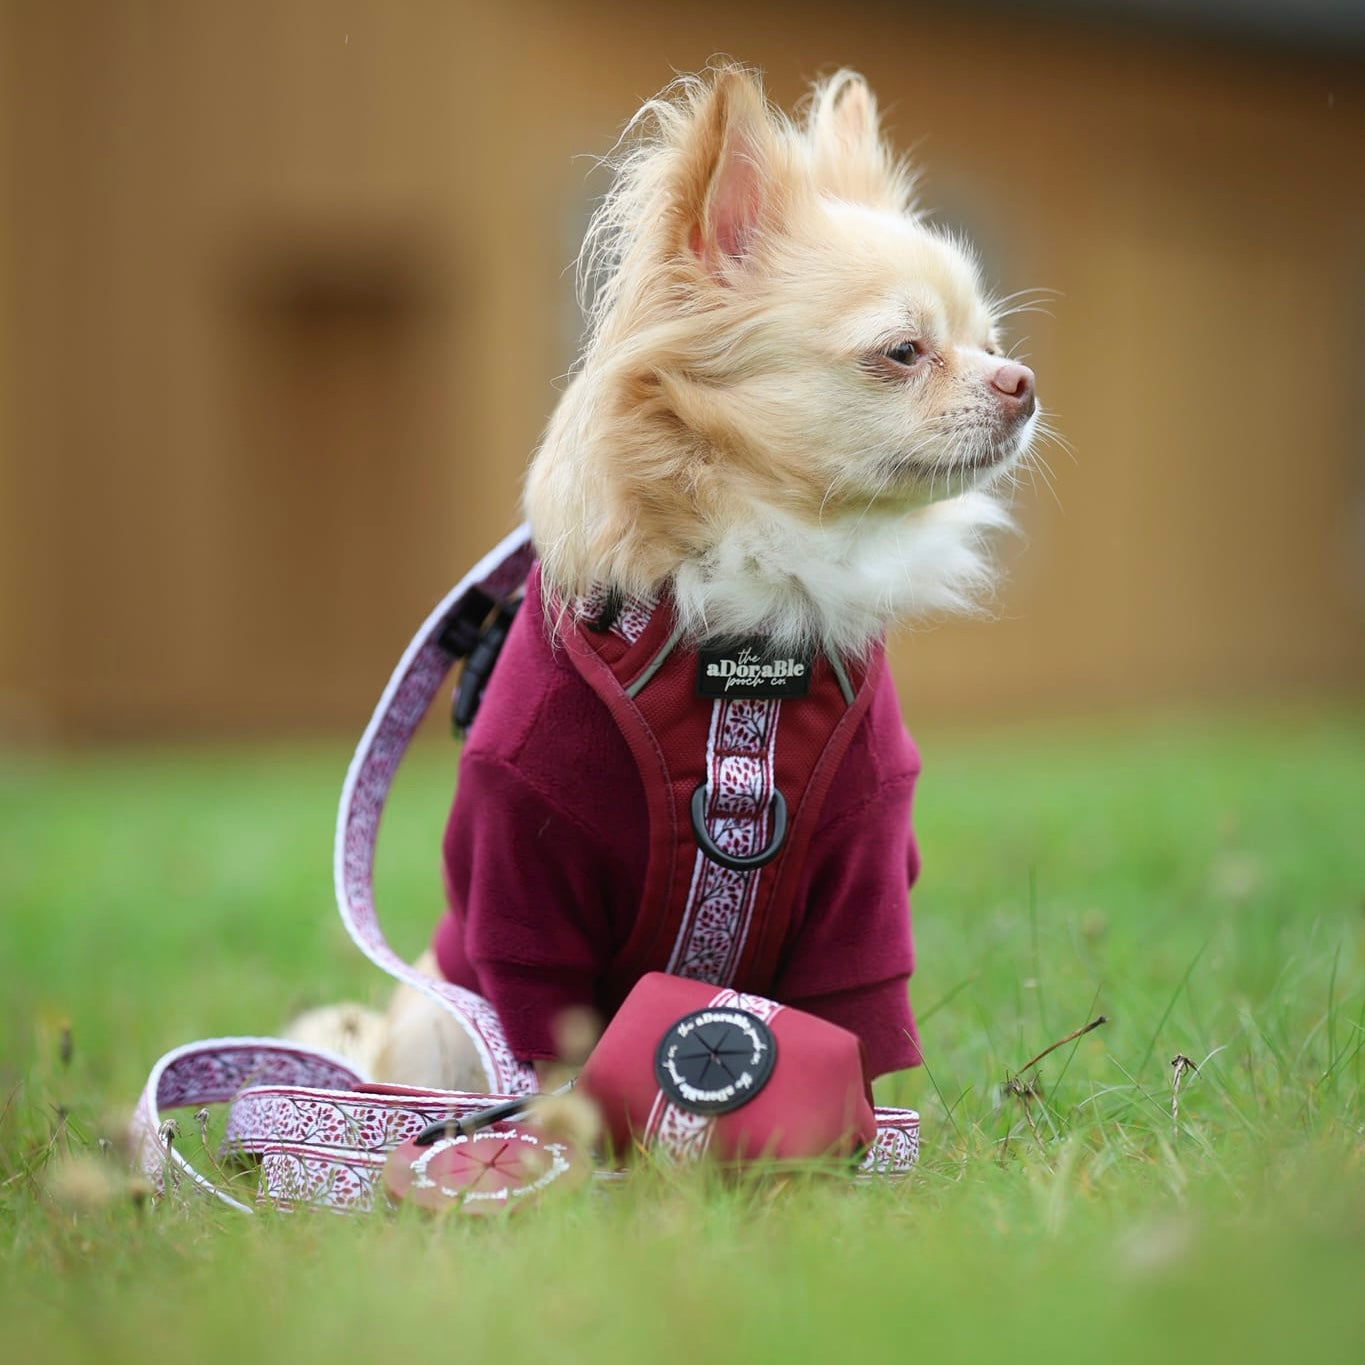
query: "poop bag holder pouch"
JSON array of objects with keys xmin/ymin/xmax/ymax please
[{"xmin": 577, "ymin": 973, "xmax": 877, "ymax": 1164}]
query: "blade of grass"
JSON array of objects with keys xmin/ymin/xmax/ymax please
[
  {"xmin": 915, "ymin": 972, "xmax": 981, "ymax": 1026},
  {"xmin": 1136, "ymin": 939, "xmax": 1207, "ymax": 1080},
  {"xmin": 1029, "ymin": 865, "xmax": 1048, "ymax": 1038}
]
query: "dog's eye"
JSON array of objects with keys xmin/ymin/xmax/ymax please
[{"xmin": 885, "ymin": 341, "xmax": 920, "ymax": 367}]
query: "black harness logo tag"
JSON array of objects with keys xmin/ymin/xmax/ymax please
[{"xmin": 696, "ymin": 638, "xmax": 813, "ymax": 699}]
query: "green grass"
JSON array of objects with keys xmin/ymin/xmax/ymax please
[{"xmin": 2, "ymin": 707, "xmax": 1363, "ymax": 1364}]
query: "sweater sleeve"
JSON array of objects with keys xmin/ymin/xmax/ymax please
[
  {"xmin": 434, "ymin": 751, "xmax": 623, "ymax": 1062},
  {"xmin": 772, "ymin": 767, "xmax": 923, "ymax": 1079}
]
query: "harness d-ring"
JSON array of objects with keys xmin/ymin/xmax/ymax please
[{"xmin": 689, "ymin": 784, "xmax": 788, "ymax": 872}]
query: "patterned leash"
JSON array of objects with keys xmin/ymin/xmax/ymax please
[{"xmin": 129, "ymin": 524, "xmax": 918, "ymax": 1211}]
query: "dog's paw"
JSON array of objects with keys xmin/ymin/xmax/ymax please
[
  {"xmin": 376, "ymin": 984, "xmax": 490, "ymax": 1093},
  {"xmin": 283, "ymin": 1002, "xmax": 389, "ymax": 1076}
]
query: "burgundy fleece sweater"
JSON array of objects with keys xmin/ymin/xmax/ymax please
[{"xmin": 432, "ymin": 573, "xmax": 924, "ymax": 1079}]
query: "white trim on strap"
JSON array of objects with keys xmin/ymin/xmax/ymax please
[
  {"xmin": 130, "ymin": 1037, "xmax": 369, "ymax": 1212},
  {"xmin": 332, "ymin": 522, "xmax": 538, "ymax": 1096}
]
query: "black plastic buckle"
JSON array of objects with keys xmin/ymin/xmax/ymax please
[
  {"xmin": 449, "ymin": 598, "xmax": 521, "ymax": 737},
  {"xmin": 437, "ymin": 588, "xmax": 495, "ymax": 659}
]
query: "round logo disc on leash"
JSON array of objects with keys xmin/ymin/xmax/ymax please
[{"xmin": 383, "ymin": 1126, "xmax": 586, "ymax": 1215}]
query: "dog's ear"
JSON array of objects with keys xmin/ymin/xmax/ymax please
[
  {"xmin": 682, "ymin": 67, "xmax": 782, "ymax": 280},
  {"xmin": 807, "ymin": 71, "xmax": 912, "ymax": 212}
]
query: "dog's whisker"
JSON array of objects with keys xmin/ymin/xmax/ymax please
[
  {"xmin": 991, "ymin": 285, "xmax": 1061, "ymax": 307},
  {"xmin": 994, "ymin": 302, "xmax": 1056, "ymax": 324}
]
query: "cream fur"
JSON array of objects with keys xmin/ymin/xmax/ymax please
[
  {"xmin": 526, "ymin": 65, "xmax": 1040, "ymax": 651},
  {"xmin": 670, "ymin": 491, "xmax": 1018, "ymax": 655}
]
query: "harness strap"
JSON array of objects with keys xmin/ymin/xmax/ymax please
[{"xmin": 560, "ymin": 583, "xmax": 885, "ymax": 1000}]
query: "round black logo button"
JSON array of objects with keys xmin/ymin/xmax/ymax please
[{"xmin": 654, "ymin": 1007, "xmax": 778, "ymax": 1115}]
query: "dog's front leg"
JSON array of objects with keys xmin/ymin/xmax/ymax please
[{"xmin": 373, "ymin": 949, "xmax": 491, "ymax": 1092}]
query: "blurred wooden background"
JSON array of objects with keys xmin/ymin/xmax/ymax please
[{"xmin": 1, "ymin": 0, "xmax": 1362, "ymax": 742}]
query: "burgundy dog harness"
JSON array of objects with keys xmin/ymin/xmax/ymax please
[
  {"xmin": 130, "ymin": 525, "xmax": 919, "ymax": 1211},
  {"xmin": 560, "ymin": 573, "xmax": 883, "ymax": 1003}
]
